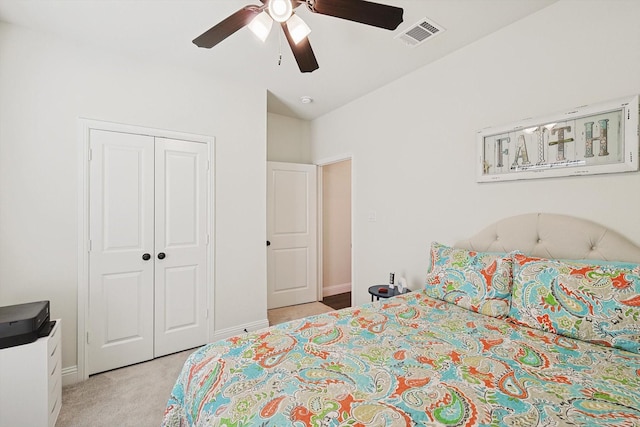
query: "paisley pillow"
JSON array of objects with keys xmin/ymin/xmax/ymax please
[
  {"xmin": 510, "ymin": 254, "xmax": 640, "ymax": 354},
  {"xmin": 425, "ymin": 242, "xmax": 514, "ymax": 318}
]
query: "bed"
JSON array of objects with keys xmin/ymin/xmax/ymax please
[{"xmin": 162, "ymin": 213, "xmax": 640, "ymax": 426}]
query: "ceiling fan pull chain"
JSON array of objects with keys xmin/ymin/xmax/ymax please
[{"xmin": 278, "ymin": 29, "xmax": 283, "ymax": 66}]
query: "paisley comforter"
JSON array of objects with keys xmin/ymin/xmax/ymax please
[{"xmin": 162, "ymin": 291, "xmax": 640, "ymax": 426}]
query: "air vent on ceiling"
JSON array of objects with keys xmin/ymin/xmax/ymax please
[{"xmin": 396, "ymin": 18, "xmax": 445, "ymax": 47}]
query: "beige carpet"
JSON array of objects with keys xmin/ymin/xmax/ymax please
[
  {"xmin": 267, "ymin": 301, "xmax": 334, "ymax": 325},
  {"xmin": 56, "ymin": 301, "xmax": 333, "ymax": 427},
  {"xmin": 56, "ymin": 349, "xmax": 193, "ymax": 427}
]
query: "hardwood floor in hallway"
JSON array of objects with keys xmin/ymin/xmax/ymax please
[{"xmin": 322, "ymin": 292, "xmax": 351, "ymax": 310}]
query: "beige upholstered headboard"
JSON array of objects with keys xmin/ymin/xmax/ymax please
[{"xmin": 455, "ymin": 213, "xmax": 640, "ymax": 264}]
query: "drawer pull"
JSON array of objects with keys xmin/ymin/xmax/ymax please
[
  {"xmin": 50, "ymin": 395, "xmax": 59, "ymax": 414},
  {"xmin": 50, "ymin": 360, "xmax": 59, "ymax": 377},
  {"xmin": 49, "ymin": 324, "xmax": 58, "ymax": 340},
  {"xmin": 50, "ymin": 342, "xmax": 59, "ymax": 358}
]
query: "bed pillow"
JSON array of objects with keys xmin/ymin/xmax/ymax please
[
  {"xmin": 424, "ymin": 242, "xmax": 514, "ymax": 318},
  {"xmin": 510, "ymin": 254, "xmax": 640, "ymax": 354}
]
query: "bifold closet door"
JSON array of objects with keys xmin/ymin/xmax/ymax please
[
  {"xmin": 88, "ymin": 130, "xmax": 155, "ymax": 375},
  {"xmin": 88, "ymin": 131, "xmax": 209, "ymax": 375}
]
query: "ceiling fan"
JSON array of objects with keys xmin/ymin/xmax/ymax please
[{"xmin": 193, "ymin": 0, "xmax": 404, "ymax": 73}]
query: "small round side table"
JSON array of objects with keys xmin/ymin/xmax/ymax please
[{"xmin": 368, "ymin": 285, "xmax": 411, "ymax": 301}]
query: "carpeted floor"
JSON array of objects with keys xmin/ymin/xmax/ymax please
[
  {"xmin": 267, "ymin": 301, "xmax": 334, "ymax": 325},
  {"xmin": 57, "ymin": 301, "xmax": 334, "ymax": 427},
  {"xmin": 56, "ymin": 349, "xmax": 193, "ymax": 427}
]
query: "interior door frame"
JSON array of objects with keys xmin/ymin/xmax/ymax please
[
  {"xmin": 77, "ymin": 118, "xmax": 214, "ymax": 382},
  {"xmin": 315, "ymin": 154, "xmax": 354, "ymax": 306}
]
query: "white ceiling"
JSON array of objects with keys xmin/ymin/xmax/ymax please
[{"xmin": 0, "ymin": 0, "xmax": 557, "ymax": 120}]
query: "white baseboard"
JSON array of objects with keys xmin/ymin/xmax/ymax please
[
  {"xmin": 64, "ymin": 319, "xmax": 270, "ymax": 386},
  {"xmin": 323, "ymin": 282, "xmax": 351, "ymax": 297},
  {"xmin": 212, "ymin": 319, "xmax": 270, "ymax": 342},
  {"xmin": 62, "ymin": 365, "xmax": 79, "ymax": 386}
]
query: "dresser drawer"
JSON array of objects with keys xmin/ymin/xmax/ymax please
[
  {"xmin": 49, "ymin": 382, "xmax": 62, "ymax": 427},
  {"xmin": 48, "ymin": 328, "xmax": 61, "ymax": 376},
  {"xmin": 48, "ymin": 320, "xmax": 61, "ymax": 357},
  {"xmin": 49, "ymin": 352, "xmax": 61, "ymax": 394}
]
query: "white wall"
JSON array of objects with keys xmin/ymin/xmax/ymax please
[
  {"xmin": 311, "ymin": 0, "xmax": 640, "ymax": 306},
  {"xmin": 267, "ymin": 112, "xmax": 311, "ymax": 163},
  {"xmin": 322, "ymin": 160, "xmax": 352, "ymax": 295},
  {"xmin": 0, "ymin": 23, "xmax": 268, "ymax": 373}
]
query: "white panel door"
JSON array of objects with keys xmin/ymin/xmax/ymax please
[
  {"xmin": 154, "ymin": 138, "xmax": 209, "ymax": 357},
  {"xmin": 88, "ymin": 130, "xmax": 155, "ymax": 375},
  {"xmin": 267, "ymin": 162, "xmax": 317, "ymax": 309}
]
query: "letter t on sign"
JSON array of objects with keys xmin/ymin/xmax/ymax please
[{"xmin": 549, "ymin": 126, "xmax": 573, "ymax": 161}]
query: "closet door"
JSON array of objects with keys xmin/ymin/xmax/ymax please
[
  {"xmin": 88, "ymin": 131, "xmax": 210, "ymax": 374},
  {"xmin": 88, "ymin": 130, "xmax": 155, "ymax": 375},
  {"xmin": 154, "ymin": 138, "xmax": 209, "ymax": 357}
]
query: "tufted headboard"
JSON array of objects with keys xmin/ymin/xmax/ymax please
[{"xmin": 455, "ymin": 213, "xmax": 640, "ymax": 264}]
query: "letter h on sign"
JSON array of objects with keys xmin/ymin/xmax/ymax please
[{"xmin": 584, "ymin": 119, "xmax": 609, "ymax": 158}]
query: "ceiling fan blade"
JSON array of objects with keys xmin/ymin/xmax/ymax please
[
  {"xmin": 193, "ymin": 6, "xmax": 261, "ymax": 48},
  {"xmin": 310, "ymin": 0, "xmax": 403, "ymax": 30},
  {"xmin": 282, "ymin": 21, "xmax": 319, "ymax": 73}
]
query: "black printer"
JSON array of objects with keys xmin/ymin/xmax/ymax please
[{"xmin": 0, "ymin": 300, "xmax": 53, "ymax": 349}]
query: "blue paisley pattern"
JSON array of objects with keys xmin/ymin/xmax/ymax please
[
  {"xmin": 511, "ymin": 254, "xmax": 640, "ymax": 353},
  {"xmin": 162, "ymin": 292, "xmax": 640, "ymax": 426},
  {"xmin": 425, "ymin": 242, "xmax": 514, "ymax": 318}
]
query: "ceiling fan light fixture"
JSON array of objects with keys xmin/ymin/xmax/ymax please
[
  {"xmin": 248, "ymin": 11, "xmax": 273, "ymax": 42},
  {"xmin": 287, "ymin": 14, "xmax": 311, "ymax": 45},
  {"xmin": 268, "ymin": 0, "xmax": 292, "ymax": 23},
  {"xmin": 193, "ymin": 0, "xmax": 404, "ymax": 74}
]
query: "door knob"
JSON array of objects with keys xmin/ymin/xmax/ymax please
[
  {"xmin": 142, "ymin": 253, "xmax": 151, "ymax": 261},
  {"xmin": 157, "ymin": 252, "xmax": 166, "ymax": 260},
  {"xmin": 266, "ymin": 240, "xmax": 271, "ymax": 246}
]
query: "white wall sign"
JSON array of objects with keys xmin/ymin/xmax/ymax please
[{"xmin": 477, "ymin": 95, "xmax": 639, "ymax": 182}]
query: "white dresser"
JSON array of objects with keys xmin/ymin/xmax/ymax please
[{"xmin": 0, "ymin": 319, "xmax": 62, "ymax": 427}]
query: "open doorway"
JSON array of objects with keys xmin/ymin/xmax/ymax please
[{"xmin": 319, "ymin": 159, "xmax": 352, "ymax": 310}]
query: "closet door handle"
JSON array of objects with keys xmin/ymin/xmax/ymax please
[
  {"xmin": 142, "ymin": 253, "xmax": 151, "ymax": 261},
  {"xmin": 157, "ymin": 252, "xmax": 166, "ymax": 260}
]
